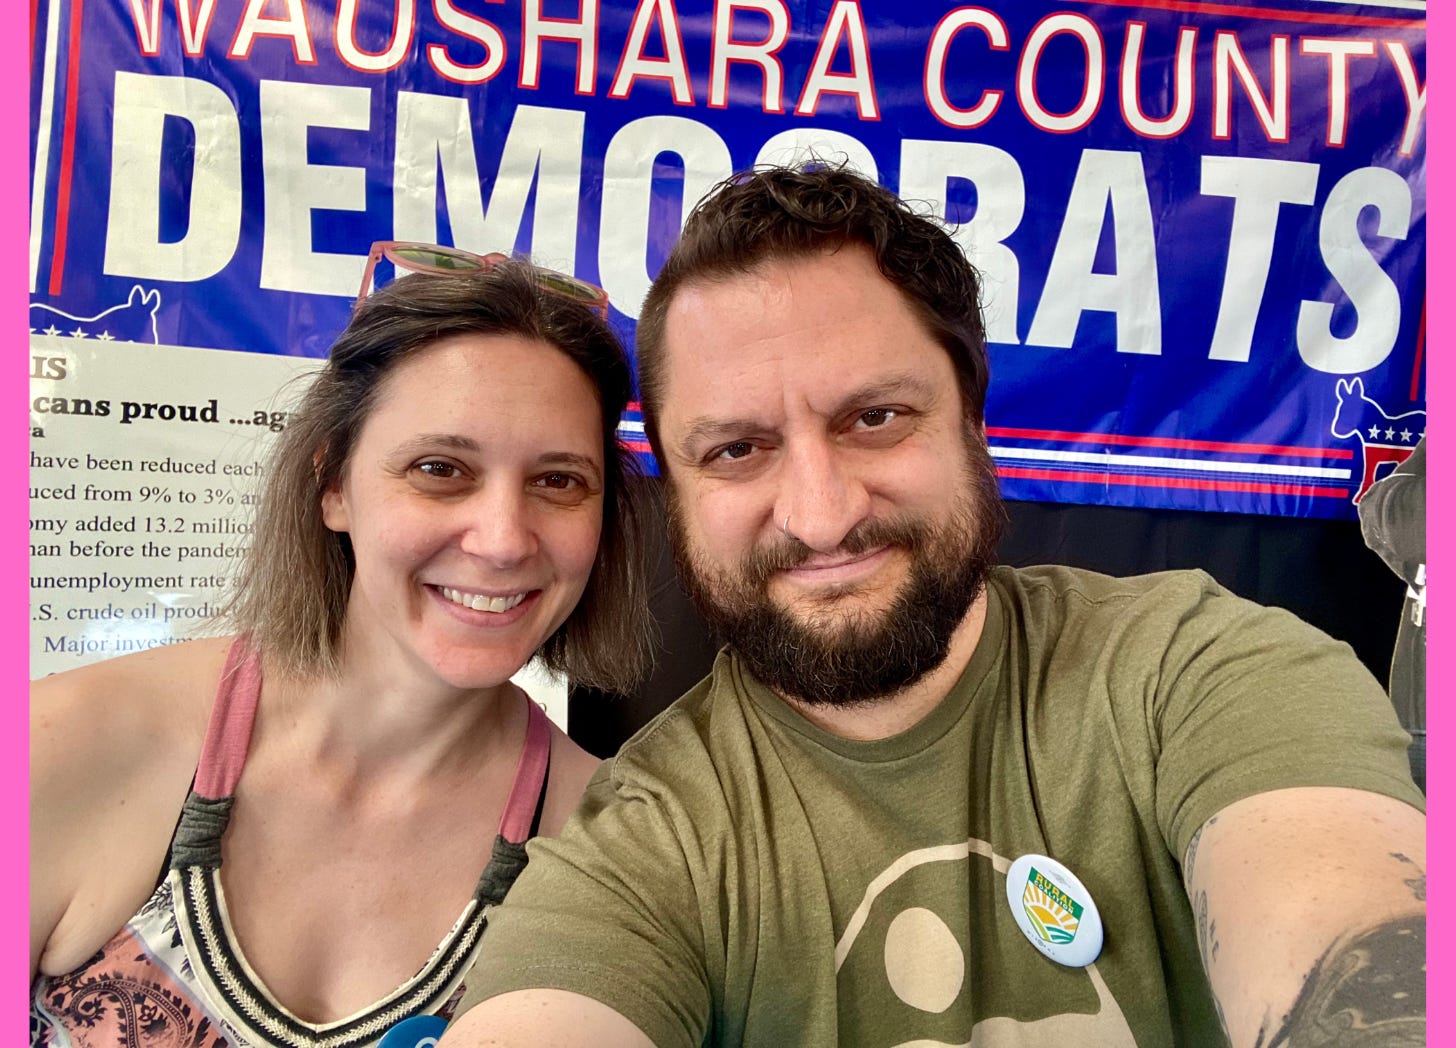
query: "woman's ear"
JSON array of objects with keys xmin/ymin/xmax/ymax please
[
  {"xmin": 317, "ymin": 448, "xmax": 348, "ymax": 533},
  {"xmin": 321, "ymin": 485, "xmax": 348, "ymax": 533}
]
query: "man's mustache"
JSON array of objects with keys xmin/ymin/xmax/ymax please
[{"xmin": 742, "ymin": 517, "xmax": 926, "ymax": 584}]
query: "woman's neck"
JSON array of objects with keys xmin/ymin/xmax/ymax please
[{"xmin": 259, "ymin": 653, "xmax": 526, "ymax": 792}]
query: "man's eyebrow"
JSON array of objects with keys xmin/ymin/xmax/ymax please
[
  {"xmin": 674, "ymin": 417, "xmax": 769, "ymax": 457},
  {"xmin": 673, "ymin": 372, "xmax": 946, "ymax": 457},
  {"xmin": 827, "ymin": 373, "xmax": 944, "ymax": 416}
]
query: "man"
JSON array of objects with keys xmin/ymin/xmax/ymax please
[{"xmin": 443, "ymin": 164, "xmax": 1424, "ymax": 1047}]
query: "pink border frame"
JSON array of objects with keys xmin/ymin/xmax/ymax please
[
  {"xmin": 1423, "ymin": 0, "xmax": 1445, "ymax": 1034},
  {"xmin": 7, "ymin": 0, "xmax": 31, "ymax": 1029}
]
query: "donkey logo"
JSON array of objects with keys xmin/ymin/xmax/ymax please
[
  {"xmin": 1331, "ymin": 377, "xmax": 1425, "ymax": 504},
  {"xmin": 29, "ymin": 285, "xmax": 162, "ymax": 345}
]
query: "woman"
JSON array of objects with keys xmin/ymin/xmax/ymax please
[{"xmin": 30, "ymin": 253, "xmax": 652, "ymax": 1046}]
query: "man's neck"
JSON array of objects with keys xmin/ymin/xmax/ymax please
[{"xmin": 779, "ymin": 589, "xmax": 990, "ymax": 742}]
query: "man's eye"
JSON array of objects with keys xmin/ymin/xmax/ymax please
[
  {"xmin": 714, "ymin": 442, "xmax": 755, "ymax": 462},
  {"xmin": 856, "ymin": 408, "xmax": 897, "ymax": 429}
]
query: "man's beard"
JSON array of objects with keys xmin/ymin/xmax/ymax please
[{"xmin": 668, "ymin": 437, "xmax": 1005, "ymax": 708}]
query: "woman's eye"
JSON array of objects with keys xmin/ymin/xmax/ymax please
[
  {"xmin": 536, "ymin": 472, "xmax": 580, "ymax": 490},
  {"xmin": 856, "ymin": 408, "xmax": 897, "ymax": 429},
  {"xmin": 415, "ymin": 461, "xmax": 462, "ymax": 480}
]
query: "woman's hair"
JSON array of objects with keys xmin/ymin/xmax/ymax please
[{"xmin": 225, "ymin": 263, "xmax": 652, "ymax": 692}]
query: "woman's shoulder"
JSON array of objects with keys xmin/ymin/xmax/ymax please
[
  {"xmin": 31, "ymin": 633, "xmax": 242, "ymax": 840},
  {"xmin": 32, "ymin": 634, "xmax": 237, "ymax": 755},
  {"xmin": 538, "ymin": 717, "xmax": 604, "ymax": 838},
  {"xmin": 31, "ymin": 635, "xmax": 241, "ymax": 977}
]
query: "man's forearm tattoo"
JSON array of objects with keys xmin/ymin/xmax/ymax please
[{"xmin": 1256, "ymin": 915, "xmax": 1425, "ymax": 1047}]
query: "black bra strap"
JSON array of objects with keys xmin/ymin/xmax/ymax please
[{"xmin": 527, "ymin": 748, "xmax": 552, "ymax": 839}]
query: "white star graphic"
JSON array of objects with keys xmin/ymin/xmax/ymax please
[
  {"xmin": 43, "ymin": 324, "xmax": 60, "ymax": 337},
  {"xmin": 1401, "ymin": 429, "xmax": 1412, "ymax": 442},
  {"xmin": 1385, "ymin": 427, "xmax": 1395, "ymax": 440},
  {"xmin": 68, "ymin": 326, "xmax": 89, "ymax": 339},
  {"xmin": 1368, "ymin": 425, "xmax": 1381, "ymax": 438},
  {"xmin": 95, "ymin": 330, "xmax": 115, "ymax": 341}
]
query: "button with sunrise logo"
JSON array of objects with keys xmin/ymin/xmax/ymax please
[{"xmin": 1006, "ymin": 853, "xmax": 1104, "ymax": 968}]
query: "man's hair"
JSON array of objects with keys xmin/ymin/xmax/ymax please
[
  {"xmin": 635, "ymin": 161, "xmax": 990, "ymax": 462},
  {"xmin": 225, "ymin": 264, "xmax": 653, "ymax": 692}
]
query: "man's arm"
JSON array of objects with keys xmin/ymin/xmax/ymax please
[
  {"xmin": 433, "ymin": 717, "xmax": 715, "ymax": 1048},
  {"xmin": 441, "ymin": 990, "xmax": 655, "ymax": 1048},
  {"xmin": 1182, "ymin": 786, "xmax": 1425, "ymax": 1047}
]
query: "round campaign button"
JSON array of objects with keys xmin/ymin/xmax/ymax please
[
  {"xmin": 378, "ymin": 1014, "xmax": 447, "ymax": 1048},
  {"xmin": 1005, "ymin": 853, "xmax": 1104, "ymax": 968}
]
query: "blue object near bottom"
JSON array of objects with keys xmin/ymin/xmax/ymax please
[{"xmin": 378, "ymin": 1014, "xmax": 449, "ymax": 1048}]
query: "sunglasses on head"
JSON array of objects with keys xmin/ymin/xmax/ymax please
[{"xmin": 358, "ymin": 241, "xmax": 610, "ymax": 319}]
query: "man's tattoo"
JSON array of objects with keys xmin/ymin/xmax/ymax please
[
  {"xmin": 1261, "ymin": 915, "xmax": 1425, "ymax": 1047},
  {"xmin": 1182, "ymin": 820, "xmax": 1217, "ymax": 890},
  {"xmin": 1388, "ymin": 853, "xmax": 1426, "ymax": 903},
  {"xmin": 1185, "ymin": 825, "xmax": 1205, "ymax": 892},
  {"xmin": 1193, "ymin": 890, "xmax": 1217, "ymax": 972},
  {"xmin": 1405, "ymin": 876, "xmax": 1425, "ymax": 903}
]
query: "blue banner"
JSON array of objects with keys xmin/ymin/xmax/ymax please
[{"xmin": 29, "ymin": 0, "xmax": 1425, "ymax": 518}]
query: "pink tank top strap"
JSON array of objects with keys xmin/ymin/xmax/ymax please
[
  {"xmin": 498, "ymin": 698, "xmax": 552, "ymax": 844},
  {"xmin": 192, "ymin": 636, "xmax": 264, "ymax": 800}
]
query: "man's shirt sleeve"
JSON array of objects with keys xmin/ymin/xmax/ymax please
[{"xmin": 1141, "ymin": 573, "xmax": 1424, "ymax": 861}]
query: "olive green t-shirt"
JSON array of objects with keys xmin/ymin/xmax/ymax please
[{"xmin": 460, "ymin": 566, "xmax": 1421, "ymax": 1046}]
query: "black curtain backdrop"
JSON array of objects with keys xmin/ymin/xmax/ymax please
[{"xmin": 568, "ymin": 481, "xmax": 1405, "ymax": 759}]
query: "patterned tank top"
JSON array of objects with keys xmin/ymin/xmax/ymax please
[{"xmin": 32, "ymin": 638, "xmax": 553, "ymax": 1047}]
